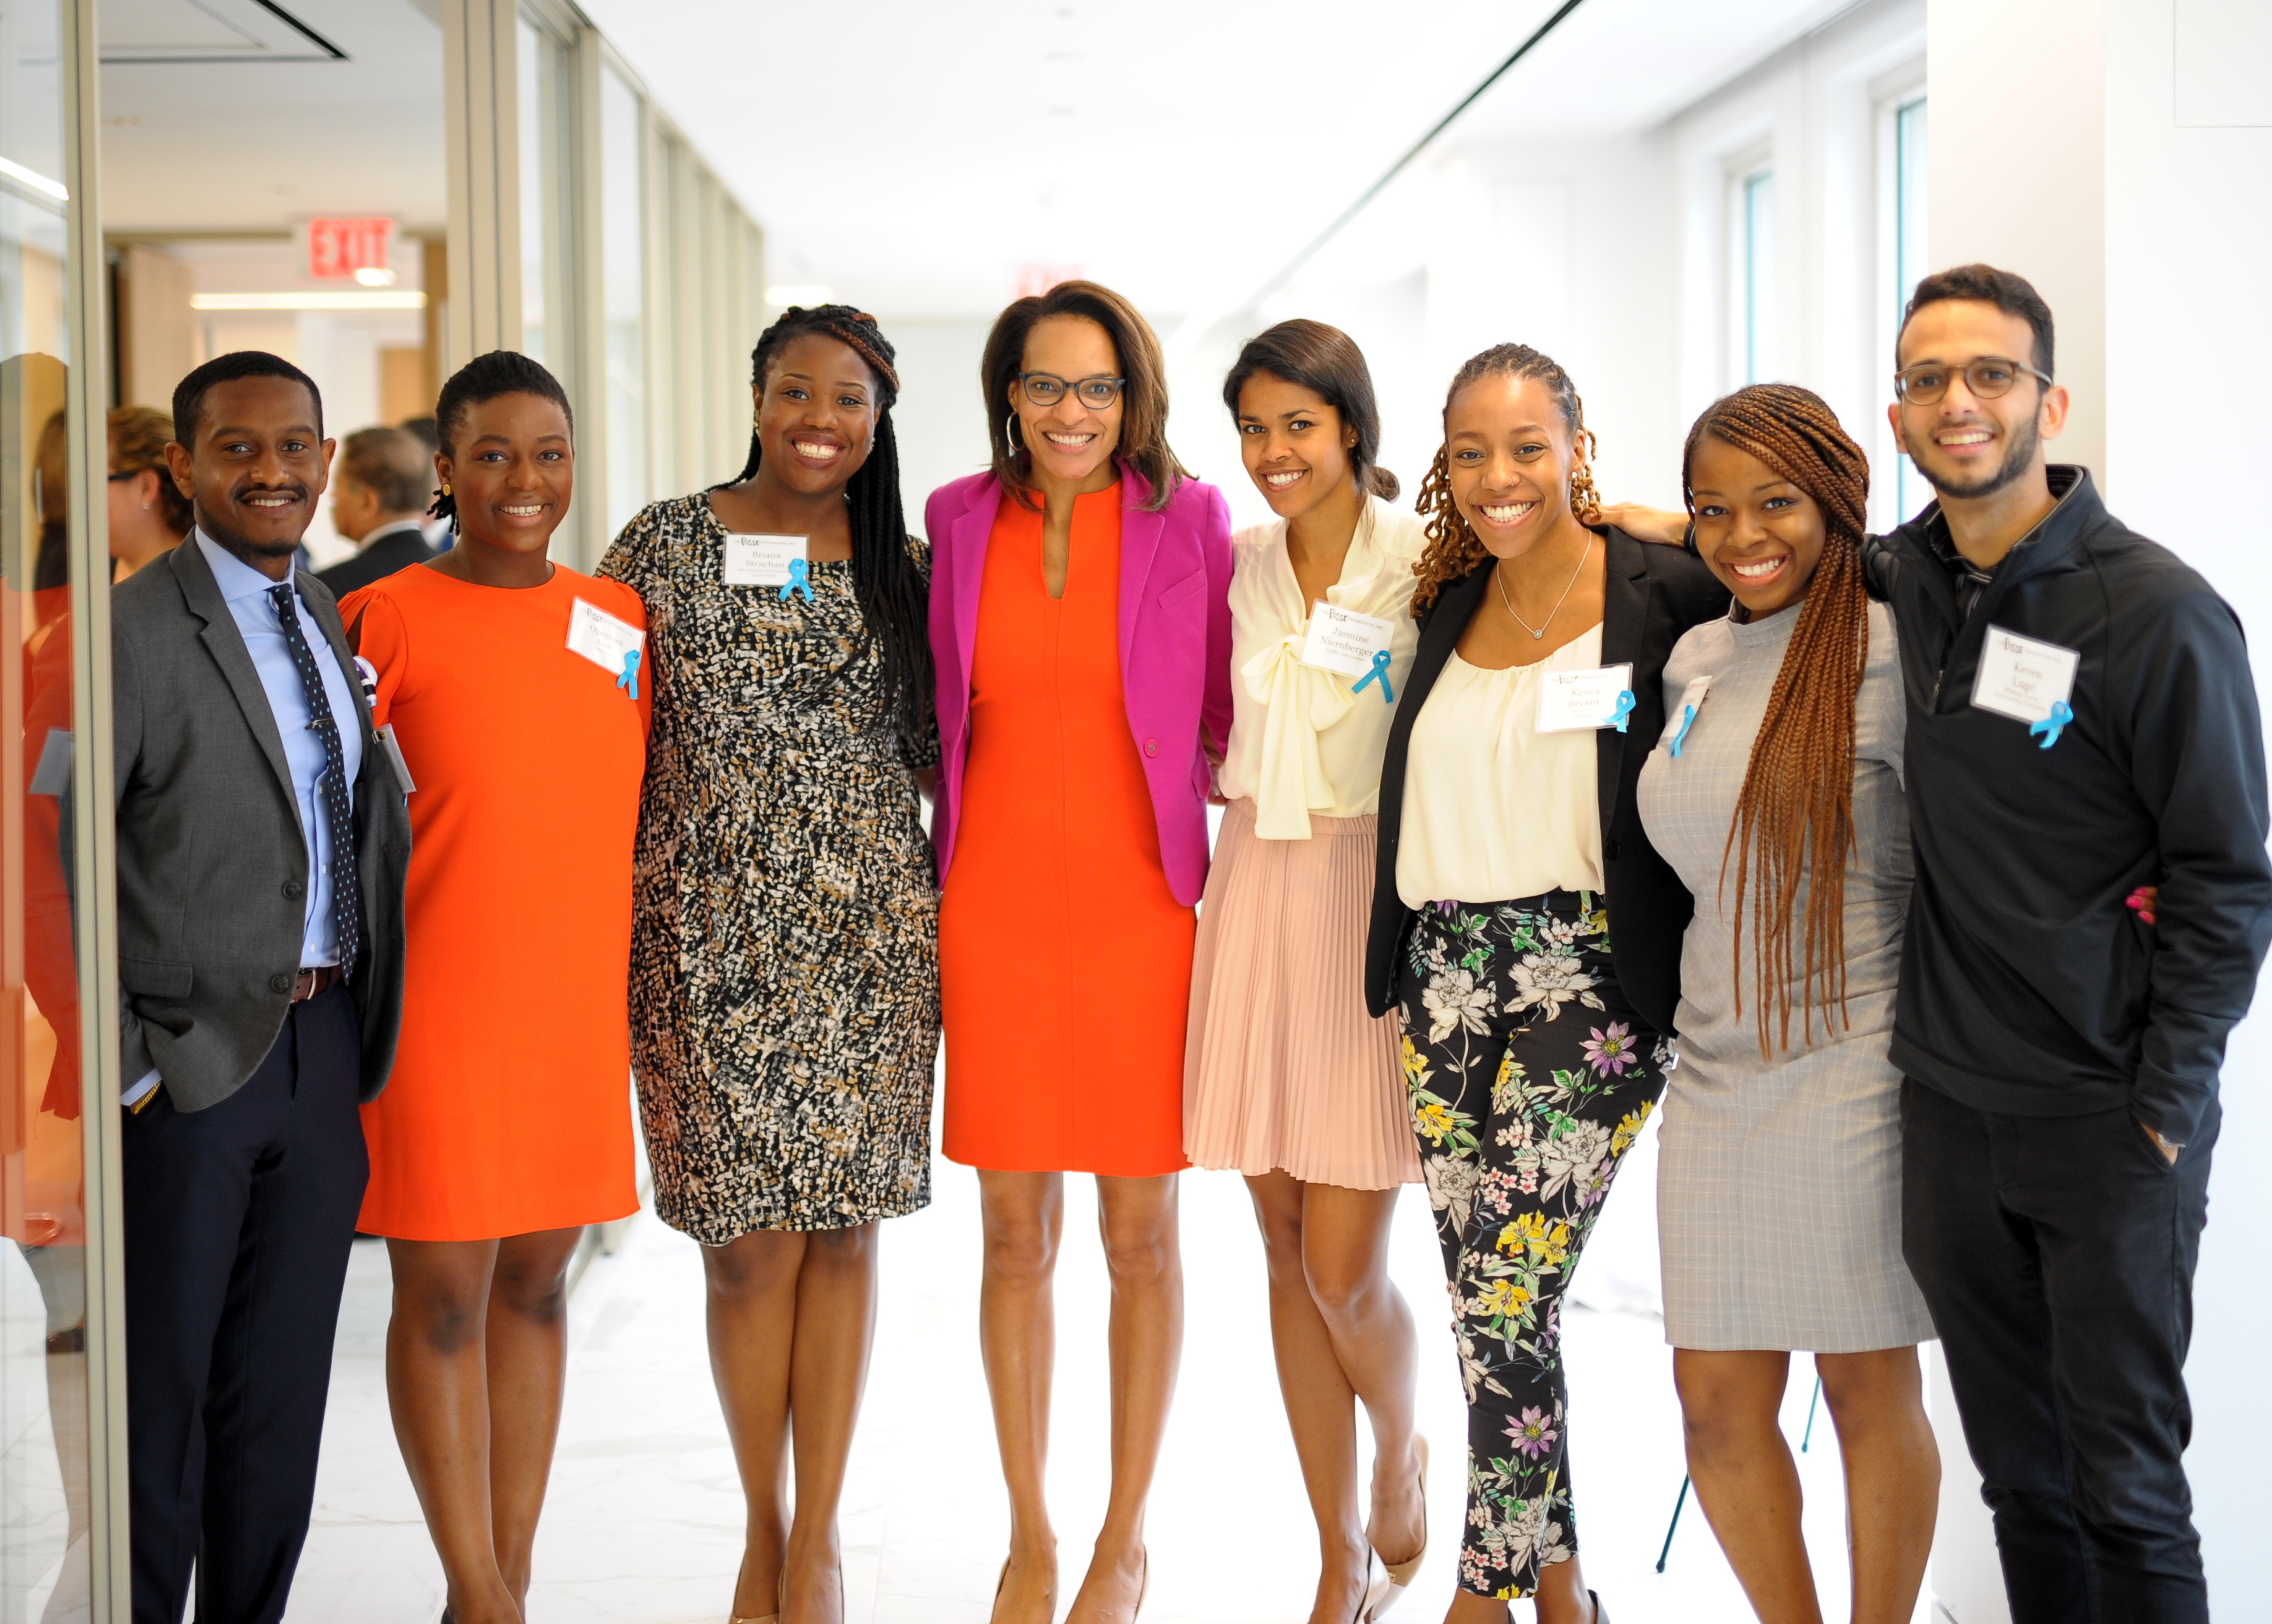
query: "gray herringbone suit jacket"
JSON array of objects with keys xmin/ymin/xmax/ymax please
[{"xmin": 111, "ymin": 538, "xmax": 411, "ymax": 1112}]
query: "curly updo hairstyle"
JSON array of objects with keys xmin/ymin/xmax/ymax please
[
  {"xmin": 1410, "ymin": 343, "xmax": 1602, "ymax": 613},
  {"xmin": 726, "ymin": 304, "xmax": 933, "ymax": 751},
  {"xmin": 1220, "ymin": 319, "xmax": 1398, "ymax": 501},
  {"xmin": 1684, "ymin": 382, "xmax": 1872, "ymax": 1057}
]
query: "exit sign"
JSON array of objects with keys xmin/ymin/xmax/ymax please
[{"xmin": 308, "ymin": 218, "xmax": 395, "ymax": 281}]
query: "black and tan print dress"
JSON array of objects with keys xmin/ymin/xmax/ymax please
[{"xmin": 600, "ymin": 494, "xmax": 940, "ymax": 1242}]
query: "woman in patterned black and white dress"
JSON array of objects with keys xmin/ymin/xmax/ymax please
[{"xmin": 599, "ymin": 306, "xmax": 937, "ymax": 1624}]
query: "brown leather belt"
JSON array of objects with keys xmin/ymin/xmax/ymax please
[{"xmin": 293, "ymin": 965, "xmax": 343, "ymax": 1002}]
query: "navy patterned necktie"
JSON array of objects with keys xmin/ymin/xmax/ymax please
[{"xmin": 268, "ymin": 582, "xmax": 360, "ymax": 975}]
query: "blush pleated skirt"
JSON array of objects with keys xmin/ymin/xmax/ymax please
[{"xmin": 1184, "ymin": 799, "xmax": 1420, "ymax": 1190}]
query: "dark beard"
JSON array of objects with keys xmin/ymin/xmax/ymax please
[
  {"xmin": 1916, "ymin": 411, "xmax": 2040, "ymax": 502},
  {"xmin": 196, "ymin": 497, "xmax": 308, "ymax": 565}
]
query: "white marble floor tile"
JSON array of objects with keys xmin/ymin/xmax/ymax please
[{"xmin": 289, "ymin": 1137, "xmax": 1929, "ymax": 1623}]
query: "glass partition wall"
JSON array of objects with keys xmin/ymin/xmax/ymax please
[
  {"xmin": 3, "ymin": 0, "xmax": 124, "ymax": 1616},
  {"xmin": 0, "ymin": 1, "xmax": 762, "ymax": 1601}
]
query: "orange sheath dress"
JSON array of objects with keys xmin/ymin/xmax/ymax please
[
  {"xmin": 938, "ymin": 485, "xmax": 1194, "ymax": 1177},
  {"xmin": 345, "ymin": 563, "xmax": 650, "ymax": 1241}
]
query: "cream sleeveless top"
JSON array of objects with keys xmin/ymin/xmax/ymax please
[{"xmin": 1396, "ymin": 623, "xmax": 1606, "ymax": 907}]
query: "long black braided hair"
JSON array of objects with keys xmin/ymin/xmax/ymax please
[
  {"xmin": 428, "ymin": 349, "xmax": 574, "ymax": 532},
  {"xmin": 725, "ymin": 304, "xmax": 933, "ymax": 750}
]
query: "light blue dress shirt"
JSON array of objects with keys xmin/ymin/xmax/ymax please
[{"xmin": 123, "ymin": 535, "xmax": 365, "ymax": 1109}]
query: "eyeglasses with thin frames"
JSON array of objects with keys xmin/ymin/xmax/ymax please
[
  {"xmin": 1892, "ymin": 356, "xmax": 2052, "ymax": 406},
  {"xmin": 1018, "ymin": 372, "xmax": 1125, "ymax": 410}
]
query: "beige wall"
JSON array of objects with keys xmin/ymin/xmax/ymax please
[{"xmin": 121, "ymin": 246, "xmax": 194, "ymax": 413}]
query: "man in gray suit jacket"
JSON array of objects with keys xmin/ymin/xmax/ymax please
[{"xmin": 116, "ymin": 351, "xmax": 409, "ymax": 1624}]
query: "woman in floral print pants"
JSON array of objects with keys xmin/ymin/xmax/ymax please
[{"xmin": 1398, "ymin": 893, "xmax": 1671, "ymax": 1599}]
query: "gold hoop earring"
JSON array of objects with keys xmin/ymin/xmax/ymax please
[{"xmin": 1006, "ymin": 414, "xmax": 1024, "ymax": 451}]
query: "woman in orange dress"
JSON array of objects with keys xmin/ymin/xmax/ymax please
[
  {"xmin": 343, "ymin": 352, "xmax": 646, "ymax": 1624},
  {"xmin": 927, "ymin": 281, "xmax": 1233, "ymax": 1623}
]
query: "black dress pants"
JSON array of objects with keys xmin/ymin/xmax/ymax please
[
  {"xmin": 1901, "ymin": 1077, "xmax": 2215, "ymax": 1624},
  {"xmin": 123, "ymin": 986, "xmax": 367, "ymax": 1624}
]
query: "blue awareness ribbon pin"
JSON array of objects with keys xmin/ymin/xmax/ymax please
[
  {"xmin": 2029, "ymin": 698, "xmax": 2073, "ymax": 750},
  {"xmin": 1609, "ymin": 690, "xmax": 1636, "ymax": 734},
  {"xmin": 780, "ymin": 557, "xmax": 814, "ymax": 603},
  {"xmin": 616, "ymin": 648, "xmax": 640, "ymax": 702},
  {"xmin": 1669, "ymin": 702, "xmax": 1699, "ymax": 758},
  {"xmin": 1352, "ymin": 648, "xmax": 1394, "ymax": 704}
]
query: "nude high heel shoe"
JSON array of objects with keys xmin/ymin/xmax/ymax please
[{"xmin": 1362, "ymin": 1435, "xmax": 1428, "ymax": 1619}]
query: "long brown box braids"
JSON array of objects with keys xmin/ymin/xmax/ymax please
[{"xmin": 1684, "ymin": 383, "xmax": 1872, "ymax": 1057}]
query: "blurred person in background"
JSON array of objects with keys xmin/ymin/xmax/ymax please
[
  {"xmin": 320, "ymin": 425, "xmax": 438, "ymax": 595},
  {"xmin": 106, "ymin": 405, "xmax": 191, "ymax": 578}
]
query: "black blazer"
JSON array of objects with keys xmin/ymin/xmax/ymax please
[
  {"xmin": 1363, "ymin": 526, "xmax": 1727, "ymax": 1032},
  {"xmin": 317, "ymin": 521, "xmax": 436, "ymax": 598}
]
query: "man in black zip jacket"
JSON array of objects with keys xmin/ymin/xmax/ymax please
[{"xmin": 1869, "ymin": 265, "xmax": 2271, "ymax": 1624}]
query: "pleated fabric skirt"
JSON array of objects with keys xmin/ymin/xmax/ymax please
[{"xmin": 1184, "ymin": 799, "xmax": 1420, "ymax": 1190}]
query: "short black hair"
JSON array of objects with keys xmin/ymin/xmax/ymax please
[
  {"xmin": 1899, "ymin": 263, "xmax": 2056, "ymax": 379},
  {"xmin": 171, "ymin": 350, "xmax": 324, "ymax": 448},
  {"xmin": 429, "ymin": 350, "xmax": 573, "ymax": 530}
]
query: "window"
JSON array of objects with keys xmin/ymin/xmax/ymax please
[
  {"xmin": 516, "ymin": 14, "xmax": 573, "ymax": 378},
  {"xmin": 1732, "ymin": 162, "xmax": 1777, "ymax": 386},
  {"xmin": 600, "ymin": 63, "xmax": 646, "ymax": 535},
  {"xmin": 3, "ymin": 1, "xmax": 104, "ymax": 1611},
  {"xmin": 1892, "ymin": 96, "xmax": 1928, "ymax": 519}
]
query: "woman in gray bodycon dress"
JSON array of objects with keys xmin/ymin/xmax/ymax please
[{"xmin": 1632, "ymin": 386, "xmax": 1938, "ymax": 1624}]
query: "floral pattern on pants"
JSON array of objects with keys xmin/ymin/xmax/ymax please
[{"xmin": 1397, "ymin": 892, "xmax": 1671, "ymax": 1599}]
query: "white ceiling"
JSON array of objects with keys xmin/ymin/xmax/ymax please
[
  {"xmin": 96, "ymin": 0, "xmax": 444, "ymax": 234},
  {"xmin": 90, "ymin": 0, "xmax": 1855, "ymax": 319},
  {"xmin": 581, "ymin": 0, "xmax": 1858, "ymax": 322}
]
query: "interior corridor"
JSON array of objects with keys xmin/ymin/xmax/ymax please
[{"xmin": 286, "ymin": 1117, "xmax": 1906, "ymax": 1624}]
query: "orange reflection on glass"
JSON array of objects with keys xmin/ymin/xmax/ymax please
[{"xmin": 4, "ymin": 351, "xmax": 91, "ymax": 1620}]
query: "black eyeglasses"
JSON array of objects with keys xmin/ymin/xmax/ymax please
[
  {"xmin": 1019, "ymin": 372, "xmax": 1125, "ymax": 410},
  {"xmin": 1893, "ymin": 356, "xmax": 2052, "ymax": 406},
  {"xmin": 106, "ymin": 470, "xmax": 141, "ymax": 483}
]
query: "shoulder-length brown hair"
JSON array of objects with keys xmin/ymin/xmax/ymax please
[{"xmin": 981, "ymin": 279, "xmax": 1189, "ymax": 513}]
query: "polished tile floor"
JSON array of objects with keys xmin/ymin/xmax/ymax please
[{"xmin": 286, "ymin": 1128, "xmax": 1930, "ymax": 1624}]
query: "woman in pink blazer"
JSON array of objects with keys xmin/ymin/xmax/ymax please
[{"xmin": 928, "ymin": 279, "xmax": 1231, "ymax": 1623}]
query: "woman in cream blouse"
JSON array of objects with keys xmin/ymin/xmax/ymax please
[
  {"xmin": 1185, "ymin": 321, "xmax": 1430, "ymax": 1623},
  {"xmin": 1362, "ymin": 343, "xmax": 1723, "ymax": 1619}
]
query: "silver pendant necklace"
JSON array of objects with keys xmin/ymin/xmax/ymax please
[{"xmin": 1495, "ymin": 534, "xmax": 1592, "ymax": 640}]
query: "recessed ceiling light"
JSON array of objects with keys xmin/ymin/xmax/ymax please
[
  {"xmin": 353, "ymin": 266, "xmax": 399, "ymax": 287},
  {"xmin": 0, "ymin": 156, "xmax": 68, "ymax": 203},
  {"xmin": 191, "ymin": 291, "xmax": 426, "ymax": 311}
]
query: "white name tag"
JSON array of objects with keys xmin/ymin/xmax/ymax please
[
  {"xmin": 1301, "ymin": 602, "xmax": 1398, "ymax": 679},
  {"xmin": 375, "ymin": 724, "xmax": 417, "ymax": 796},
  {"xmin": 1535, "ymin": 662, "xmax": 1636, "ymax": 733},
  {"xmin": 1970, "ymin": 625, "xmax": 2078, "ymax": 724},
  {"xmin": 723, "ymin": 532, "xmax": 806, "ymax": 587},
  {"xmin": 1660, "ymin": 676, "xmax": 1713, "ymax": 748},
  {"xmin": 566, "ymin": 597, "xmax": 646, "ymax": 677}
]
